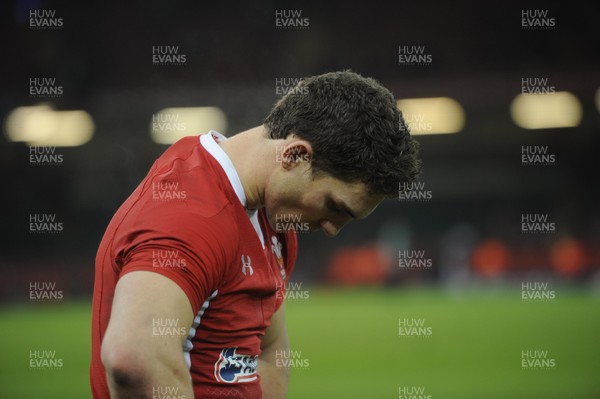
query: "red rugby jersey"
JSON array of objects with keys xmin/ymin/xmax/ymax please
[{"xmin": 90, "ymin": 132, "xmax": 297, "ymax": 399}]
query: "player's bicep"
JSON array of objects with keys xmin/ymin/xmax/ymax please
[{"xmin": 101, "ymin": 271, "xmax": 193, "ymax": 376}]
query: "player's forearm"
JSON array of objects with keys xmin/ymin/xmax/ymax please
[{"xmin": 258, "ymin": 344, "xmax": 290, "ymax": 399}]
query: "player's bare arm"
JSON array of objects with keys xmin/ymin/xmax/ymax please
[
  {"xmin": 101, "ymin": 271, "xmax": 194, "ymax": 398},
  {"xmin": 258, "ymin": 303, "xmax": 290, "ymax": 399}
]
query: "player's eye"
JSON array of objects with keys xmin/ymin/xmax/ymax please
[{"xmin": 326, "ymin": 198, "xmax": 342, "ymax": 214}]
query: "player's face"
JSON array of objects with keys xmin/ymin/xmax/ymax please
[{"xmin": 265, "ymin": 166, "xmax": 384, "ymax": 237}]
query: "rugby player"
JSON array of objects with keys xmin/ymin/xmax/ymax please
[{"xmin": 90, "ymin": 70, "xmax": 421, "ymax": 398}]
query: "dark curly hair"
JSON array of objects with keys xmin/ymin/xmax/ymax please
[{"xmin": 264, "ymin": 70, "xmax": 421, "ymax": 198}]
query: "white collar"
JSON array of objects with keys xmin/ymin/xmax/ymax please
[
  {"xmin": 200, "ymin": 131, "xmax": 247, "ymax": 207},
  {"xmin": 200, "ymin": 131, "xmax": 265, "ymax": 248}
]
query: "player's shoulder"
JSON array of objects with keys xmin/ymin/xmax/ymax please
[
  {"xmin": 143, "ymin": 135, "xmax": 238, "ymax": 218},
  {"xmin": 116, "ymin": 134, "xmax": 242, "ymax": 250}
]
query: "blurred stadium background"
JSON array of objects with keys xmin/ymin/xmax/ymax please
[{"xmin": 1, "ymin": 1, "xmax": 599, "ymax": 398}]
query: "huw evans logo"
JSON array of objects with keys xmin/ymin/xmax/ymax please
[
  {"xmin": 398, "ymin": 250, "xmax": 432, "ymax": 270},
  {"xmin": 399, "ymin": 182, "xmax": 432, "ymax": 202},
  {"xmin": 521, "ymin": 10, "xmax": 556, "ymax": 29},
  {"xmin": 521, "ymin": 77, "xmax": 555, "ymax": 95},
  {"xmin": 29, "ymin": 10, "xmax": 63, "ymax": 29},
  {"xmin": 521, "ymin": 281, "xmax": 555, "ymax": 301},
  {"xmin": 30, "ymin": 78, "xmax": 63, "ymax": 97},
  {"xmin": 152, "ymin": 179, "xmax": 187, "ymax": 200},
  {"xmin": 152, "ymin": 45, "xmax": 187, "ymax": 65},
  {"xmin": 275, "ymin": 349, "xmax": 310, "ymax": 369},
  {"xmin": 398, "ymin": 45, "xmax": 432, "ymax": 66},
  {"xmin": 29, "ymin": 281, "xmax": 63, "ymax": 302},
  {"xmin": 29, "ymin": 350, "xmax": 63, "ymax": 370},
  {"xmin": 275, "ymin": 145, "xmax": 311, "ymax": 164},
  {"xmin": 398, "ymin": 318, "xmax": 432, "ymax": 337},
  {"xmin": 29, "ymin": 146, "xmax": 63, "ymax": 166},
  {"xmin": 521, "ymin": 350, "xmax": 556, "ymax": 369},
  {"xmin": 152, "ymin": 386, "xmax": 187, "ymax": 399},
  {"xmin": 521, "ymin": 146, "xmax": 555, "ymax": 166},
  {"xmin": 276, "ymin": 281, "xmax": 310, "ymax": 300},
  {"xmin": 275, "ymin": 214, "xmax": 310, "ymax": 233},
  {"xmin": 214, "ymin": 348, "xmax": 258, "ymax": 383},
  {"xmin": 275, "ymin": 10, "xmax": 309, "ymax": 29},
  {"xmin": 521, "ymin": 213, "xmax": 555, "ymax": 234},
  {"xmin": 152, "ymin": 318, "xmax": 187, "ymax": 337},
  {"xmin": 152, "ymin": 112, "xmax": 186, "ymax": 132},
  {"xmin": 29, "ymin": 213, "xmax": 63, "ymax": 233},
  {"xmin": 399, "ymin": 386, "xmax": 432, "ymax": 399},
  {"xmin": 152, "ymin": 249, "xmax": 187, "ymax": 268},
  {"xmin": 275, "ymin": 78, "xmax": 309, "ymax": 96},
  {"xmin": 404, "ymin": 113, "xmax": 432, "ymax": 133}
]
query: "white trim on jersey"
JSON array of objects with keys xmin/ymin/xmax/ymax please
[
  {"xmin": 200, "ymin": 132, "xmax": 246, "ymax": 207},
  {"xmin": 247, "ymin": 211, "xmax": 265, "ymax": 249},
  {"xmin": 183, "ymin": 289, "xmax": 219, "ymax": 369},
  {"xmin": 200, "ymin": 131, "xmax": 265, "ymax": 248}
]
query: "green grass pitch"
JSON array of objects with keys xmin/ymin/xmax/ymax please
[{"xmin": 0, "ymin": 288, "xmax": 599, "ymax": 398}]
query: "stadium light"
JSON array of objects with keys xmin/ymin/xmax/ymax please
[
  {"xmin": 149, "ymin": 107, "xmax": 228, "ymax": 144},
  {"xmin": 510, "ymin": 91, "xmax": 582, "ymax": 129},
  {"xmin": 4, "ymin": 105, "xmax": 94, "ymax": 146},
  {"xmin": 396, "ymin": 97, "xmax": 465, "ymax": 135}
]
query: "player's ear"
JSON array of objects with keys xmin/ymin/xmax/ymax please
[{"xmin": 280, "ymin": 140, "xmax": 313, "ymax": 170}]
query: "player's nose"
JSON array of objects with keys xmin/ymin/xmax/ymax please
[{"xmin": 320, "ymin": 220, "xmax": 339, "ymax": 237}]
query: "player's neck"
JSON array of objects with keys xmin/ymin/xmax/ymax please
[{"xmin": 218, "ymin": 126, "xmax": 269, "ymax": 211}]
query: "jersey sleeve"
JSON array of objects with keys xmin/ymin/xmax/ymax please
[{"xmin": 116, "ymin": 210, "xmax": 236, "ymax": 314}]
